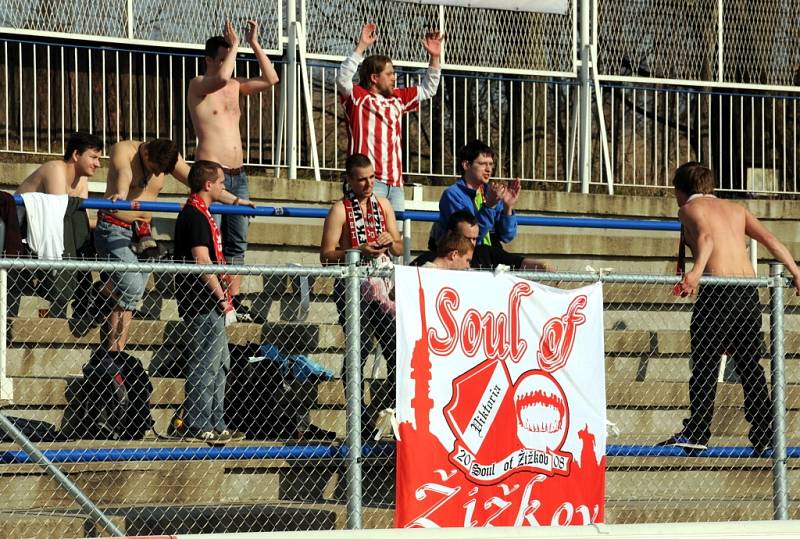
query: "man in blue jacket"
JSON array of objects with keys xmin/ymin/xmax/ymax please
[{"xmin": 431, "ymin": 139, "xmax": 551, "ymax": 271}]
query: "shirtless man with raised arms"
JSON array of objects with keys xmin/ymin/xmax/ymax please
[
  {"xmin": 189, "ymin": 20, "xmax": 279, "ymax": 317},
  {"xmin": 659, "ymin": 161, "xmax": 800, "ymax": 454}
]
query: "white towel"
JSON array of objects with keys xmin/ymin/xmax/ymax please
[{"xmin": 20, "ymin": 192, "xmax": 68, "ymax": 260}]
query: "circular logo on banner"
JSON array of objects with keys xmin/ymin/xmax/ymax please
[{"xmin": 514, "ymin": 371, "xmax": 568, "ymax": 451}]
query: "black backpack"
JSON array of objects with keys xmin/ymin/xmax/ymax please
[
  {"xmin": 0, "ymin": 416, "xmax": 69, "ymax": 443},
  {"xmin": 225, "ymin": 344, "xmax": 297, "ymax": 440},
  {"xmin": 63, "ymin": 350, "xmax": 154, "ymax": 440}
]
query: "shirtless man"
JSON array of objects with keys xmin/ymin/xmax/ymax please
[
  {"xmin": 320, "ymin": 153, "xmax": 402, "ymax": 439},
  {"xmin": 12, "ymin": 132, "xmax": 101, "ymax": 319},
  {"xmin": 189, "ymin": 20, "xmax": 279, "ymax": 317},
  {"xmin": 95, "ymin": 138, "xmax": 255, "ymax": 351},
  {"xmin": 659, "ymin": 162, "xmax": 800, "ymax": 454},
  {"xmin": 16, "ymin": 131, "xmax": 101, "ymax": 199}
]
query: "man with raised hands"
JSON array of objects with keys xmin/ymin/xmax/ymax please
[
  {"xmin": 336, "ymin": 22, "xmax": 444, "ymax": 215},
  {"xmin": 189, "ymin": 20, "xmax": 279, "ymax": 319}
]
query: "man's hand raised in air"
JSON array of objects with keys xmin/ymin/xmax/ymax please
[{"xmin": 356, "ymin": 23, "xmax": 377, "ymax": 55}]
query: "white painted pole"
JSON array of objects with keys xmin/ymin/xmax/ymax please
[
  {"xmin": 286, "ymin": 0, "xmax": 298, "ymax": 179},
  {"xmin": 578, "ymin": 0, "xmax": 592, "ymax": 193},
  {"xmin": 126, "ymin": 0, "xmax": 134, "ymax": 40}
]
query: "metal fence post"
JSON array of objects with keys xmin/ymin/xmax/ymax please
[
  {"xmin": 0, "ymin": 268, "xmax": 11, "ymax": 401},
  {"xmin": 403, "ymin": 217, "xmax": 412, "ymax": 265},
  {"xmin": 769, "ymin": 262, "xmax": 788, "ymax": 520},
  {"xmin": 344, "ymin": 249, "xmax": 363, "ymax": 529},
  {"xmin": 578, "ymin": 0, "xmax": 592, "ymax": 193},
  {"xmin": 286, "ymin": 0, "xmax": 298, "ymax": 179},
  {"xmin": 126, "ymin": 0, "xmax": 133, "ymax": 40}
]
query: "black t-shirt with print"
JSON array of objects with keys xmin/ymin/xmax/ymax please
[{"xmin": 173, "ymin": 205, "xmax": 219, "ymax": 319}]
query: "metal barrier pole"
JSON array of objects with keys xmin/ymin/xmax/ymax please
[
  {"xmin": 0, "ymin": 268, "xmax": 11, "ymax": 401},
  {"xmin": 403, "ymin": 218, "xmax": 412, "ymax": 265},
  {"xmin": 0, "ymin": 413, "xmax": 125, "ymax": 536},
  {"xmin": 344, "ymin": 249, "xmax": 363, "ymax": 529},
  {"xmin": 286, "ymin": 0, "xmax": 298, "ymax": 179},
  {"xmin": 769, "ymin": 262, "xmax": 788, "ymax": 520},
  {"xmin": 578, "ymin": 0, "xmax": 592, "ymax": 193}
]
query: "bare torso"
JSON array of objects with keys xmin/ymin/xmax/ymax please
[
  {"xmin": 105, "ymin": 140, "xmax": 167, "ymax": 223},
  {"xmin": 682, "ymin": 197, "xmax": 755, "ymax": 278},
  {"xmin": 16, "ymin": 160, "xmax": 85, "ymax": 197},
  {"xmin": 188, "ymin": 77, "xmax": 243, "ymax": 168}
]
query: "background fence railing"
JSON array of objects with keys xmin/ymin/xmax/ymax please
[{"xmin": 0, "ymin": 255, "xmax": 796, "ymax": 536}]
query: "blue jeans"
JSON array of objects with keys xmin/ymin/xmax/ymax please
[
  {"xmin": 94, "ymin": 219, "xmax": 147, "ymax": 311},
  {"xmin": 372, "ymin": 180, "xmax": 405, "ymax": 216},
  {"xmin": 214, "ymin": 170, "xmax": 249, "ymax": 265},
  {"xmin": 184, "ymin": 310, "xmax": 230, "ymax": 433}
]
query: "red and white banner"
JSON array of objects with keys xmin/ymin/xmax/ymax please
[
  {"xmin": 393, "ymin": 0, "xmax": 569, "ymax": 15},
  {"xmin": 394, "ymin": 267, "xmax": 606, "ymax": 528}
]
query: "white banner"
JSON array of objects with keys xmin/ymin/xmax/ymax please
[
  {"xmin": 393, "ymin": 0, "xmax": 569, "ymax": 15},
  {"xmin": 395, "ymin": 267, "xmax": 606, "ymax": 527}
]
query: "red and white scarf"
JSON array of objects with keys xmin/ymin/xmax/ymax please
[
  {"xmin": 343, "ymin": 189, "xmax": 386, "ymax": 248},
  {"xmin": 343, "ymin": 190, "xmax": 395, "ymax": 315}
]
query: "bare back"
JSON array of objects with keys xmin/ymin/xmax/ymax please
[
  {"xmin": 680, "ymin": 197, "xmax": 754, "ymax": 278},
  {"xmin": 16, "ymin": 160, "xmax": 84, "ymax": 197},
  {"xmin": 105, "ymin": 140, "xmax": 168, "ymax": 223},
  {"xmin": 188, "ymin": 77, "xmax": 243, "ymax": 168}
]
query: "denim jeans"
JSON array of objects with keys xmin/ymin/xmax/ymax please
[
  {"xmin": 372, "ymin": 180, "xmax": 405, "ymax": 216},
  {"xmin": 333, "ymin": 279, "xmax": 396, "ymax": 432},
  {"xmin": 94, "ymin": 219, "xmax": 147, "ymax": 311},
  {"xmin": 184, "ymin": 309, "xmax": 230, "ymax": 433},
  {"xmin": 214, "ymin": 170, "xmax": 249, "ymax": 265}
]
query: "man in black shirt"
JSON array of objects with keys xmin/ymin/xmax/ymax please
[{"xmin": 173, "ymin": 160, "xmax": 244, "ymax": 444}]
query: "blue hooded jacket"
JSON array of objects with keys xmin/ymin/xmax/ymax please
[{"xmin": 433, "ymin": 177, "xmax": 517, "ymax": 244}]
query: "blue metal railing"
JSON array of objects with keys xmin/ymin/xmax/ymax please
[
  {"xmin": 0, "ymin": 443, "xmax": 781, "ymax": 464},
  {"xmin": 19, "ymin": 195, "xmax": 681, "ymax": 232}
]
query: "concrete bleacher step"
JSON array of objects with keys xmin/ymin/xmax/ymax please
[
  {"xmin": 97, "ymin": 501, "xmax": 393, "ymax": 534},
  {"xmin": 8, "ymin": 343, "xmax": 800, "ymax": 386},
  {"xmin": 306, "ymin": 405, "xmax": 800, "ymax": 444},
  {"xmin": 607, "ymin": 405, "xmax": 800, "ymax": 442},
  {"xmin": 9, "ymin": 318, "xmax": 343, "ymax": 352},
  {"xmin": 606, "ymin": 356, "xmax": 800, "ymax": 384},
  {"xmin": 605, "ymin": 458, "xmax": 800, "ymax": 501},
  {"xmin": 603, "ymin": 499, "xmax": 795, "ymax": 524},
  {"xmin": 98, "ymin": 502, "xmax": 350, "ymax": 535},
  {"xmin": 314, "ymin": 378, "xmax": 800, "ymax": 410},
  {"xmin": 0, "ymin": 512, "xmax": 87, "ymax": 539}
]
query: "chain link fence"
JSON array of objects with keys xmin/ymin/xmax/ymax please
[
  {"xmin": 302, "ymin": 0, "xmax": 576, "ymax": 74},
  {"xmin": 0, "ymin": 0, "xmax": 282, "ymax": 52},
  {"xmin": 597, "ymin": 0, "xmax": 800, "ymax": 86},
  {"xmin": 0, "ymin": 256, "xmax": 795, "ymax": 536}
]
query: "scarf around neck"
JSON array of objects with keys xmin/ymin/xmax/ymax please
[{"xmin": 343, "ymin": 190, "xmax": 386, "ymax": 248}]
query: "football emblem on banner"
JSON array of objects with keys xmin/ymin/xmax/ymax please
[{"xmin": 394, "ymin": 267, "xmax": 605, "ymax": 528}]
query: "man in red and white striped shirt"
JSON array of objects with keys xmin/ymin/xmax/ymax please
[{"xmin": 336, "ymin": 23, "xmax": 443, "ymax": 214}]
